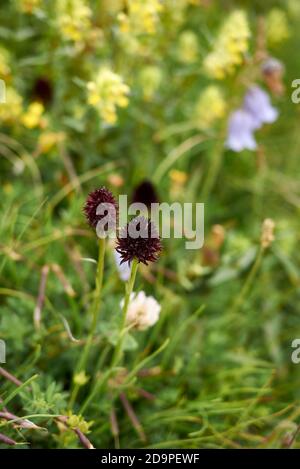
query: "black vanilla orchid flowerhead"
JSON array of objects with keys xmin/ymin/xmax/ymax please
[
  {"xmin": 84, "ymin": 186, "xmax": 118, "ymax": 235},
  {"xmin": 116, "ymin": 216, "xmax": 162, "ymax": 265},
  {"xmin": 32, "ymin": 77, "xmax": 53, "ymax": 106},
  {"xmin": 132, "ymin": 179, "xmax": 159, "ymax": 208}
]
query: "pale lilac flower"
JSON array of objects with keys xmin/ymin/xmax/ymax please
[
  {"xmin": 243, "ymin": 85, "xmax": 278, "ymax": 128},
  {"xmin": 226, "ymin": 85, "xmax": 278, "ymax": 152},
  {"xmin": 226, "ymin": 109, "xmax": 258, "ymax": 152},
  {"xmin": 114, "ymin": 249, "xmax": 131, "ymax": 282}
]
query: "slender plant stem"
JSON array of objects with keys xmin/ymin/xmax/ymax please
[
  {"xmin": 79, "ymin": 368, "xmax": 113, "ymax": 415},
  {"xmin": 230, "ymin": 246, "xmax": 264, "ymax": 317},
  {"xmin": 69, "ymin": 237, "xmax": 106, "ymax": 409},
  {"xmin": 111, "ymin": 258, "xmax": 139, "ymax": 368},
  {"xmin": 201, "ymin": 131, "xmax": 225, "ymax": 202},
  {"xmin": 80, "ymin": 259, "xmax": 139, "ymax": 414}
]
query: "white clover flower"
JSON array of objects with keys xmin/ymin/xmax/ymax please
[
  {"xmin": 121, "ymin": 291, "xmax": 161, "ymax": 331},
  {"xmin": 114, "ymin": 249, "xmax": 131, "ymax": 282}
]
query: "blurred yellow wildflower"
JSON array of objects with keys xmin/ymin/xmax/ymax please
[
  {"xmin": 204, "ymin": 10, "xmax": 250, "ymax": 79},
  {"xmin": 0, "ymin": 47, "xmax": 11, "ymax": 77},
  {"xmin": 73, "ymin": 371, "xmax": 89, "ymax": 387},
  {"xmin": 57, "ymin": 0, "xmax": 92, "ymax": 42},
  {"xmin": 0, "ymin": 87, "xmax": 23, "ymax": 123},
  {"xmin": 66, "ymin": 412, "xmax": 92, "ymax": 433},
  {"xmin": 169, "ymin": 169, "xmax": 188, "ymax": 199},
  {"xmin": 21, "ymin": 102, "xmax": 44, "ymax": 129},
  {"xmin": 139, "ymin": 65, "xmax": 162, "ymax": 100},
  {"xmin": 177, "ymin": 31, "xmax": 199, "ymax": 63},
  {"xmin": 3, "ymin": 184, "xmax": 13, "ymax": 195},
  {"xmin": 266, "ymin": 9, "xmax": 290, "ymax": 46},
  {"xmin": 194, "ymin": 86, "xmax": 226, "ymax": 129},
  {"xmin": 87, "ymin": 68, "xmax": 130, "ymax": 125},
  {"xmin": 38, "ymin": 131, "xmax": 66, "ymax": 153},
  {"xmin": 170, "ymin": 169, "xmax": 188, "ymax": 185},
  {"xmin": 118, "ymin": 0, "xmax": 163, "ymax": 35}
]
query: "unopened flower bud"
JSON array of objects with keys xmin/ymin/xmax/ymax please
[{"xmin": 261, "ymin": 218, "xmax": 275, "ymax": 249}]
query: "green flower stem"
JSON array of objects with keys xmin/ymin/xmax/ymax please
[
  {"xmin": 79, "ymin": 259, "xmax": 139, "ymax": 415},
  {"xmin": 79, "ymin": 368, "xmax": 113, "ymax": 415},
  {"xmin": 230, "ymin": 245, "xmax": 264, "ymax": 317},
  {"xmin": 201, "ymin": 132, "xmax": 225, "ymax": 202},
  {"xmin": 69, "ymin": 237, "xmax": 106, "ymax": 409},
  {"xmin": 111, "ymin": 258, "xmax": 139, "ymax": 368}
]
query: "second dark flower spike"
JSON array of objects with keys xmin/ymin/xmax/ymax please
[
  {"xmin": 116, "ymin": 216, "xmax": 162, "ymax": 265},
  {"xmin": 132, "ymin": 179, "xmax": 159, "ymax": 208},
  {"xmin": 84, "ymin": 186, "xmax": 118, "ymax": 231}
]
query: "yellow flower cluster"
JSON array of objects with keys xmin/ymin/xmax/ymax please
[
  {"xmin": 266, "ymin": 9, "xmax": 290, "ymax": 46},
  {"xmin": 66, "ymin": 412, "xmax": 92, "ymax": 434},
  {"xmin": 204, "ymin": 10, "xmax": 250, "ymax": 79},
  {"xmin": 21, "ymin": 102, "xmax": 44, "ymax": 128},
  {"xmin": 118, "ymin": 0, "xmax": 163, "ymax": 35},
  {"xmin": 87, "ymin": 69, "xmax": 130, "ymax": 125},
  {"xmin": 56, "ymin": 0, "xmax": 92, "ymax": 42},
  {"xmin": 194, "ymin": 86, "xmax": 226, "ymax": 129},
  {"xmin": 177, "ymin": 31, "xmax": 199, "ymax": 63}
]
